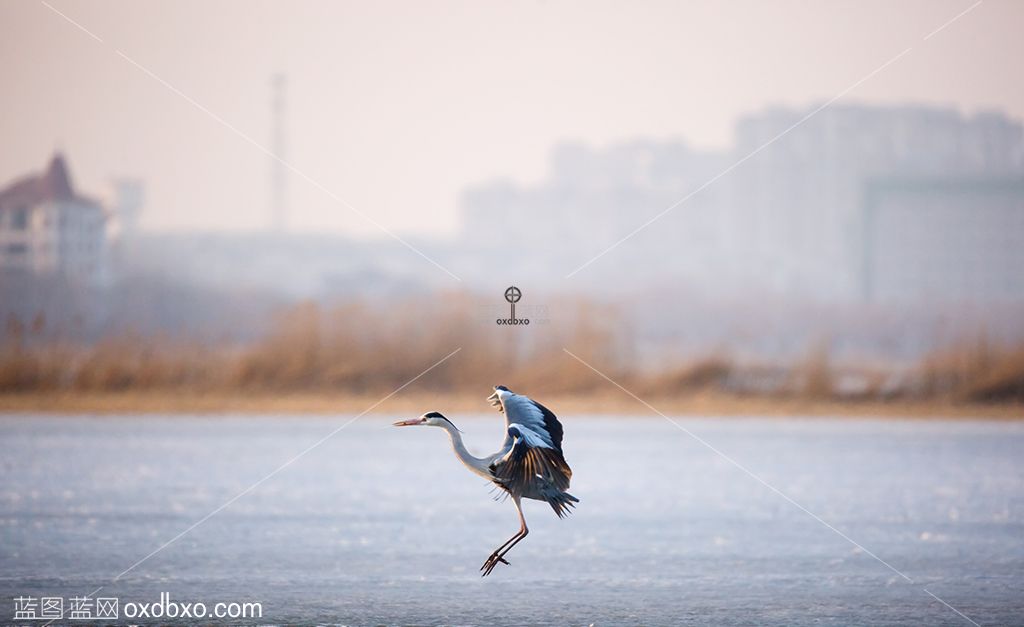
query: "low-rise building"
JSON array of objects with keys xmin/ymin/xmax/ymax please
[{"xmin": 0, "ymin": 153, "xmax": 107, "ymax": 284}]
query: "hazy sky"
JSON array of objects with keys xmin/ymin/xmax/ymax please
[{"xmin": 2, "ymin": 0, "xmax": 1022, "ymax": 237}]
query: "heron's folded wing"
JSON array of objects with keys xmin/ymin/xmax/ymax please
[{"xmin": 491, "ymin": 424, "xmax": 572, "ymax": 494}]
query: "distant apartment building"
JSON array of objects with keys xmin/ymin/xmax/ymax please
[
  {"xmin": 458, "ymin": 140, "xmax": 731, "ymax": 286},
  {"xmin": 459, "ymin": 104, "xmax": 1024, "ymax": 302},
  {"xmin": 862, "ymin": 178, "xmax": 1024, "ymax": 302},
  {"xmin": 0, "ymin": 153, "xmax": 108, "ymax": 284},
  {"xmin": 729, "ymin": 106, "xmax": 1024, "ymax": 299}
]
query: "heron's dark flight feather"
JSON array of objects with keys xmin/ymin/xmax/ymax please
[
  {"xmin": 489, "ymin": 425, "xmax": 576, "ymax": 516},
  {"xmin": 532, "ymin": 400, "xmax": 564, "ymax": 452}
]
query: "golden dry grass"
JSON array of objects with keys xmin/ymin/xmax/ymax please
[
  {"xmin": 0, "ymin": 390, "xmax": 1019, "ymax": 419},
  {"xmin": 1, "ymin": 297, "xmax": 1023, "ymax": 416},
  {"xmin": 917, "ymin": 338, "xmax": 1024, "ymax": 403}
]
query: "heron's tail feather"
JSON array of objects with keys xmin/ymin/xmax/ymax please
[{"xmin": 544, "ymin": 488, "xmax": 579, "ymax": 519}]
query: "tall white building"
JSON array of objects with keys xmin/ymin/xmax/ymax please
[{"xmin": 0, "ymin": 153, "xmax": 108, "ymax": 284}]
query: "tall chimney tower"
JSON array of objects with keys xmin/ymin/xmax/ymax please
[{"xmin": 270, "ymin": 73, "xmax": 288, "ymax": 231}]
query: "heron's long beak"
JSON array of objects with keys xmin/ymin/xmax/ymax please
[{"xmin": 392, "ymin": 418, "xmax": 424, "ymax": 427}]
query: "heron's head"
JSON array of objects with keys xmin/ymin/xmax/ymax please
[{"xmin": 392, "ymin": 411, "xmax": 457, "ymax": 430}]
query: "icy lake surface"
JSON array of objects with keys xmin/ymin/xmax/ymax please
[{"xmin": 1, "ymin": 414, "xmax": 1022, "ymax": 626}]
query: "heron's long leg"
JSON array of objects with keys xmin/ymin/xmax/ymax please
[
  {"xmin": 483, "ymin": 527, "xmax": 529, "ymax": 576},
  {"xmin": 480, "ymin": 495, "xmax": 524, "ymax": 567},
  {"xmin": 482, "ymin": 505, "xmax": 526, "ymax": 562},
  {"xmin": 480, "ymin": 529, "xmax": 521, "ymax": 574},
  {"xmin": 492, "ymin": 503, "xmax": 530, "ymax": 563},
  {"xmin": 483, "ymin": 532, "xmax": 518, "ymax": 563},
  {"xmin": 481, "ymin": 496, "xmax": 529, "ymax": 577}
]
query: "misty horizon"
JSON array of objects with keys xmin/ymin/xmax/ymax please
[
  {"xmin": 4, "ymin": 0, "xmax": 1024, "ymax": 236},
  {"xmin": 30, "ymin": 99, "xmax": 1016, "ymax": 240},
  {"xmin": 3, "ymin": 0, "xmax": 1023, "ymax": 371}
]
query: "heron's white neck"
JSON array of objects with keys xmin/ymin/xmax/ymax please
[{"xmin": 437, "ymin": 420, "xmax": 492, "ymax": 480}]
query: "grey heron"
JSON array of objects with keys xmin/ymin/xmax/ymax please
[{"xmin": 393, "ymin": 385, "xmax": 579, "ymax": 576}]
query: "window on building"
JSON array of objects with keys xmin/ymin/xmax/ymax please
[{"xmin": 12, "ymin": 208, "xmax": 29, "ymax": 230}]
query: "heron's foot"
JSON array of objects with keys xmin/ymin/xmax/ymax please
[{"xmin": 480, "ymin": 552, "xmax": 510, "ymax": 577}]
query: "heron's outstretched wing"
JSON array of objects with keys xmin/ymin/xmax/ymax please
[
  {"xmin": 490, "ymin": 423, "xmax": 572, "ymax": 496},
  {"xmin": 487, "ymin": 386, "xmax": 564, "ymax": 452}
]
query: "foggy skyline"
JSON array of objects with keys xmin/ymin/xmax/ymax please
[{"xmin": 3, "ymin": 0, "xmax": 1023, "ymax": 237}]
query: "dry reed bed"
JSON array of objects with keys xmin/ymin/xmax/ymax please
[{"xmin": 2, "ymin": 296, "xmax": 1023, "ymax": 405}]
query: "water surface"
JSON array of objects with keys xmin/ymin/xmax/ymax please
[{"xmin": 1, "ymin": 414, "xmax": 1022, "ymax": 625}]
